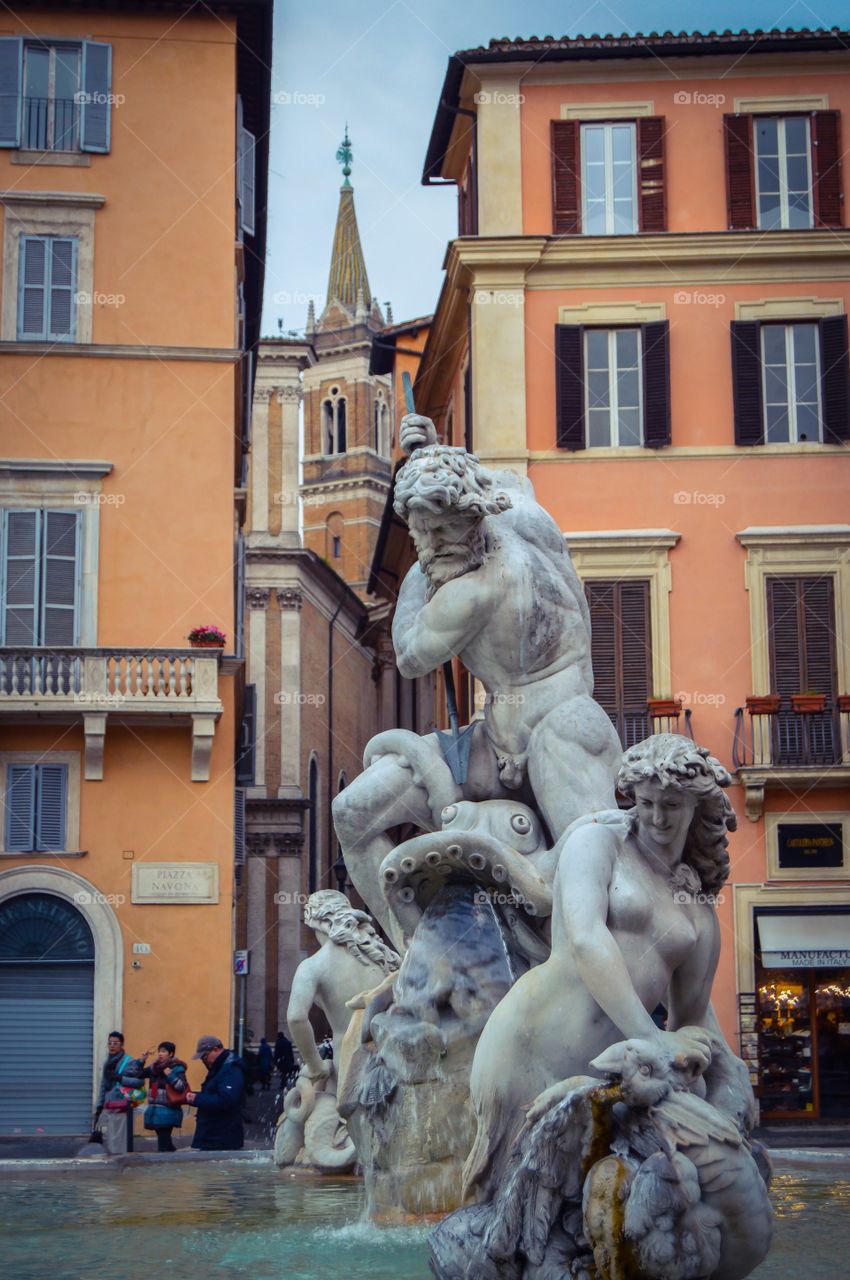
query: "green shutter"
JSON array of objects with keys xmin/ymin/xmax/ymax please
[
  {"xmin": 36, "ymin": 764, "xmax": 67, "ymax": 850},
  {"xmin": 0, "ymin": 37, "xmax": 22, "ymax": 148},
  {"xmin": 5, "ymin": 765, "xmax": 36, "ymax": 852},
  {"xmin": 1, "ymin": 509, "xmax": 40, "ymax": 644},
  {"xmin": 80, "ymin": 41, "xmax": 111, "ymax": 153}
]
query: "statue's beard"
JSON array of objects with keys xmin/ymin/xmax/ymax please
[{"xmin": 420, "ymin": 529, "xmax": 486, "ymax": 593}]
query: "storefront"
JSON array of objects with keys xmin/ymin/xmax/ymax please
[{"xmin": 751, "ymin": 909, "xmax": 850, "ymax": 1120}]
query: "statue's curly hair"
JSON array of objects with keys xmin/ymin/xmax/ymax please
[
  {"xmin": 617, "ymin": 734, "xmax": 736, "ymax": 894},
  {"xmin": 393, "ymin": 445, "xmax": 512, "ymax": 522},
  {"xmin": 304, "ymin": 890, "xmax": 400, "ymax": 974}
]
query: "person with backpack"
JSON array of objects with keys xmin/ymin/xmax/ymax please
[
  {"xmin": 184, "ymin": 1035, "xmax": 246, "ymax": 1150},
  {"xmin": 135, "ymin": 1041, "xmax": 188, "ymax": 1152}
]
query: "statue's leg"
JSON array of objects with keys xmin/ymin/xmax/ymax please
[
  {"xmin": 332, "ymin": 740, "xmax": 451, "ymax": 948},
  {"xmin": 526, "ymin": 696, "xmax": 621, "ymax": 844}
]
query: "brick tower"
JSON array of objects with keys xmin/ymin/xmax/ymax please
[{"xmin": 301, "ymin": 129, "xmax": 393, "ymax": 598}]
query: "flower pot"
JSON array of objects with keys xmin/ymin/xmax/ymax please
[
  {"xmin": 791, "ymin": 693, "xmax": 827, "ymax": 714},
  {"xmin": 746, "ymin": 695, "xmax": 781, "ymax": 716},
  {"xmin": 189, "ymin": 639, "xmax": 224, "ymax": 649},
  {"xmin": 838, "ymin": 695, "xmax": 850, "ymax": 714},
  {"xmin": 647, "ymin": 698, "xmax": 682, "ymax": 718}
]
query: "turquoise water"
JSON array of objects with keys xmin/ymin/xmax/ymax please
[{"xmin": 0, "ymin": 1154, "xmax": 847, "ymax": 1279}]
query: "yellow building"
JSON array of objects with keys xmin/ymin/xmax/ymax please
[{"xmin": 0, "ymin": 1, "xmax": 271, "ymax": 1135}]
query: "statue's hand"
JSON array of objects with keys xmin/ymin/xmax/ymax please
[
  {"xmin": 525, "ymin": 1078, "xmax": 574, "ymax": 1125},
  {"xmin": 400, "ymin": 413, "xmax": 438, "ymax": 454},
  {"xmin": 305, "ymin": 1058, "xmax": 332, "ymax": 1083},
  {"xmin": 658, "ymin": 1026, "xmax": 713, "ymax": 1081}
]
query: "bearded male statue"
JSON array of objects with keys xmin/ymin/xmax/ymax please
[{"xmin": 333, "ymin": 414, "xmax": 621, "ymax": 946}]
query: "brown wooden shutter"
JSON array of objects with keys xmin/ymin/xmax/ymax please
[
  {"xmin": 724, "ymin": 115, "xmax": 755, "ymax": 229},
  {"xmin": 767, "ymin": 577, "xmax": 803, "ymax": 697},
  {"xmin": 586, "ymin": 579, "xmax": 651, "ymax": 749},
  {"xmin": 801, "ymin": 577, "xmax": 837, "ymax": 700},
  {"xmin": 819, "ymin": 314, "xmax": 850, "ymax": 443},
  {"xmin": 641, "ymin": 320, "xmax": 671, "ymax": 446},
  {"xmin": 731, "ymin": 320, "xmax": 764, "ymax": 445},
  {"xmin": 767, "ymin": 575, "xmax": 838, "ymax": 763},
  {"xmin": 637, "ymin": 116, "xmax": 666, "ymax": 231},
  {"xmin": 812, "ymin": 110, "xmax": 843, "ymax": 228},
  {"xmin": 551, "ymin": 119, "xmax": 580, "ymax": 234},
  {"xmin": 555, "ymin": 324, "xmax": 585, "ymax": 449}
]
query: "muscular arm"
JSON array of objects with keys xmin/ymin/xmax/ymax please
[
  {"xmin": 559, "ymin": 829, "xmax": 660, "ymax": 1042},
  {"xmin": 392, "ymin": 564, "xmax": 487, "ymax": 679},
  {"xmin": 286, "ymin": 959, "xmax": 326, "ymax": 1079}
]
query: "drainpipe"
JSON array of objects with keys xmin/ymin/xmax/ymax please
[{"xmin": 326, "ymin": 596, "xmax": 344, "ymax": 888}]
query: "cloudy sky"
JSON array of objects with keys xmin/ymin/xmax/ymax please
[{"xmin": 262, "ymin": 0, "xmax": 848, "ymax": 334}]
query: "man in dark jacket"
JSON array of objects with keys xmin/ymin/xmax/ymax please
[{"xmin": 185, "ymin": 1035, "xmax": 246, "ymax": 1150}]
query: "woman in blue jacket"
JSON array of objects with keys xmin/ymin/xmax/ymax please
[{"xmin": 136, "ymin": 1041, "xmax": 188, "ymax": 1152}]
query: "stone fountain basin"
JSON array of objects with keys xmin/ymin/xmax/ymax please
[{"xmin": 379, "ymin": 829, "xmax": 553, "ymax": 932}]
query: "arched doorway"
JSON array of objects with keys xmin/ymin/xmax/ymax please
[{"xmin": 0, "ymin": 892, "xmax": 95, "ymax": 1134}]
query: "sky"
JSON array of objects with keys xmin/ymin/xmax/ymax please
[{"xmin": 262, "ymin": 0, "xmax": 850, "ymax": 335}]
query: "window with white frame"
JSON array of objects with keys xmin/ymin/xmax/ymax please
[
  {"xmin": 584, "ymin": 328, "xmax": 643, "ymax": 446},
  {"xmin": 0, "ymin": 36, "xmax": 112, "ymax": 154},
  {"xmin": 22, "ymin": 43, "xmax": 81, "ymax": 151},
  {"xmin": 754, "ymin": 116, "xmax": 813, "ymax": 231},
  {"xmin": 17, "ymin": 235, "xmax": 77, "ymax": 341},
  {"xmin": 5, "ymin": 762, "xmax": 67, "ymax": 851},
  {"xmin": 581, "ymin": 122, "xmax": 637, "ymax": 235},
  {"xmin": 761, "ymin": 323, "xmax": 822, "ymax": 443}
]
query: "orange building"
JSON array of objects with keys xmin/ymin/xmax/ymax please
[
  {"xmin": 416, "ymin": 28, "xmax": 850, "ymax": 1126},
  {"xmin": 0, "ymin": 1, "xmax": 271, "ymax": 1135}
]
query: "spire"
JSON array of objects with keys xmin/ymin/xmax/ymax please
[{"xmin": 321, "ymin": 129, "xmax": 372, "ymax": 325}]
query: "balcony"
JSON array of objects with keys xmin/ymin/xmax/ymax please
[
  {"xmin": 22, "ymin": 96, "xmax": 80, "ymax": 152},
  {"xmin": 732, "ymin": 697, "xmax": 850, "ymax": 820},
  {"xmin": 0, "ymin": 648, "xmax": 223, "ymax": 781}
]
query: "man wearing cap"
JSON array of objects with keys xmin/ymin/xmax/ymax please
[{"xmin": 184, "ymin": 1035, "xmax": 247, "ymax": 1151}]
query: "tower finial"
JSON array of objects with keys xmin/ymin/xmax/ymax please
[{"xmin": 336, "ymin": 125, "xmax": 353, "ymax": 187}]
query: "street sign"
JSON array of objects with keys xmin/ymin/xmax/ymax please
[{"xmin": 233, "ymin": 949, "xmax": 250, "ymax": 975}]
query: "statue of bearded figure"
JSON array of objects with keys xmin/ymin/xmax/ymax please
[{"xmin": 333, "ymin": 415, "xmax": 621, "ymax": 947}]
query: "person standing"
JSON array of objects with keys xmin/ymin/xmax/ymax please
[
  {"xmin": 257, "ymin": 1038, "xmax": 273, "ymax": 1091},
  {"xmin": 273, "ymin": 1032, "xmax": 296, "ymax": 1088},
  {"xmin": 92, "ymin": 1031, "xmax": 131, "ymax": 1134},
  {"xmin": 136, "ymin": 1041, "xmax": 188, "ymax": 1152},
  {"xmin": 184, "ymin": 1036, "xmax": 246, "ymax": 1151}
]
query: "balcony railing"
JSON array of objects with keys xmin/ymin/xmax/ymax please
[
  {"xmin": 611, "ymin": 703, "xmax": 694, "ymax": 748},
  {"xmin": 0, "ymin": 648, "xmax": 223, "ymax": 781},
  {"xmin": 23, "ymin": 96, "xmax": 79, "ymax": 152},
  {"xmin": 732, "ymin": 697, "xmax": 850, "ymax": 820}
]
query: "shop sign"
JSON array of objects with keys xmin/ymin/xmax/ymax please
[
  {"xmin": 777, "ymin": 822, "xmax": 843, "ymax": 871},
  {"xmin": 762, "ymin": 948, "xmax": 850, "ymax": 968}
]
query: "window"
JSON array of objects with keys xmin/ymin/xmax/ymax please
[
  {"xmin": 581, "ymin": 122, "xmax": 637, "ymax": 235},
  {"xmin": 332, "ymin": 536, "xmax": 341, "ymax": 559},
  {"xmin": 17, "ymin": 235, "xmax": 77, "ymax": 341},
  {"xmin": 584, "ymin": 328, "xmax": 643, "ymax": 446},
  {"xmin": 5, "ymin": 763, "xmax": 67, "ymax": 851},
  {"xmin": 731, "ymin": 316, "xmax": 849, "ymax": 446},
  {"xmin": 0, "ymin": 509, "xmax": 81, "ymax": 644},
  {"xmin": 761, "ymin": 324, "xmax": 822, "ymax": 442},
  {"xmin": 585, "ymin": 579, "xmax": 652, "ymax": 748},
  {"xmin": 336, "ymin": 398, "xmax": 347, "ymax": 453},
  {"xmin": 321, "ymin": 390, "xmax": 347, "ymax": 455},
  {"xmin": 767, "ymin": 575, "xmax": 838, "ymax": 765},
  {"xmin": 0, "ymin": 37, "xmax": 112, "ymax": 153},
  {"xmin": 754, "ymin": 116, "xmax": 813, "ymax": 230}
]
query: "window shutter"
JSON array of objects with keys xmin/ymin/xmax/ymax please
[
  {"xmin": 237, "ymin": 96, "xmax": 256, "ymax": 239},
  {"xmin": 19, "ymin": 236, "xmax": 47, "ymax": 339},
  {"xmin": 637, "ymin": 116, "xmax": 666, "ymax": 231},
  {"xmin": 819, "ymin": 314, "xmax": 850, "ymax": 444},
  {"xmin": 5, "ymin": 764, "xmax": 36, "ymax": 851},
  {"xmin": 801, "ymin": 577, "xmax": 837, "ymax": 699},
  {"xmin": 236, "ymin": 683, "xmax": 256, "ymax": 786},
  {"xmin": 731, "ymin": 320, "xmax": 764, "ymax": 445},
  {"xmin": 586, "ymin": 581, "xmax": 617, "ymax": 723},
  {"xmin": 641, "ymin": 320, "xmax": 671, "ymax": 447},
  {"xmin": 1, "ymin": 509, "xmax": 40, "ymax": 644},
  {"xmin": 0, "ymin": 37, "xmax": 22, "ymax": 148},
  {"xmin": 555, "ymin": 324, "xmax": 585, "ymax": 449},
  {"xmin": 767, "ymin": 577, "xmax": 803, "ymax": 696},
  {"xmin": 551, "ymin": 119, "xmax": 580, "ymax": 234},
  {"xmin": 41, "ymin": 511, "xmax": 80, "ymax": 646},
  {"xmin": 724, "ymin": 115, "xmax": 755, "ymax": 229},
  {"xmin": 48, "ymin": 238, "xmax": 76, "ymax": 339},
  {"xmin": 585, "ymin": 579, "xmax": 651, "ymax": 748},
  {"xmin": 80, "ymin": 41, "xmax": 112, "ymax": 153},
  {"xmin": 36, "ymin": 764, "xmax": 67, "ymax": 850},
  {"xmin": 234, "ymin": 788, "xmax": 246, "ymax": 868},
  {"xmin": 812, "ymin": 110, "xmax": 842, "ymax": 228}
]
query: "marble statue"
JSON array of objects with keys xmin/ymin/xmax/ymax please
[
  {"xmin": 429, "ymin": 735, "xmax": 773, "ymax": 1278},
  {"xmin": 274, "ymin": 889, "xmax": 399, "ymax": 1173},
  {"xmin": 333, "ymin": 414, "xmax": 621, "ymax": 948}
]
